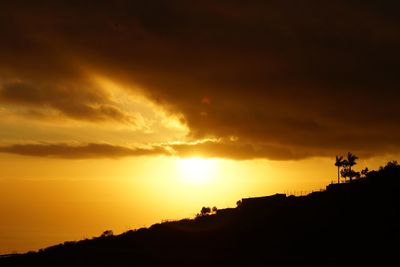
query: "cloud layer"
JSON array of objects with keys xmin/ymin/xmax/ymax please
[
  {"xmin": 1, "ymin": 0, "xmax": 399, "ymax": 160},
  {"xmin": 0, "ymin": 81, "xmax": 131, "ymax": 122},
  {"xmin": 0, "ymin": 143, "xmax": 166, "ymax": 159}
]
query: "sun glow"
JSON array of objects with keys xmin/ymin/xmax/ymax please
[{"xmin": 176, "ymin": 157, "xmax": 218, "ymax": 185}]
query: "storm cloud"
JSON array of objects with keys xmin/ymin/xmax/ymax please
[{"xmin": 0, "ymin": 0, "xmax": 399, "ymax": 160}]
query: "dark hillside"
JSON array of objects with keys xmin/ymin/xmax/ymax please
[{"xmin": 1, "ymin": 161, "xmax": 399, "ymax": 267}]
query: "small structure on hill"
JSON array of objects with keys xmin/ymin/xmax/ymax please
[{"xmin": 240, "ymin": 193, "xmax": 286, "ymax": 209}]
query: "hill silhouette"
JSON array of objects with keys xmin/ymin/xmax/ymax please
[{"xmin": 1, "ymin": 161, "xmax": 399, "ymax": 267}]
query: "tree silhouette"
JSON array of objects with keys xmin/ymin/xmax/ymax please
[
  {"xmin": 335, "ymin": 155, "xmax": 345, "ymax": 183},
  {"xmin": 380, "ymin": 160, "xmax": 399, "ymax": 171},
  {"xmin": 340, "ymin": 152, "xmax": 360, "ymax": 182},
  {"xmin": 341, "ymin": 168, "xmax": 360, "ymax": 182},
  {"xmin": 101, "ymin": 230, "xmax": 113, "ymax": 238},
  {"xmin": 200, "ymin": 207, "xmax": 211, "ymax": 216},
  {"xmin": 348, "ymin": 152, "xmax": 358, "ymax": 180},
  {"xmin": 361, "ymin": 167, "xmax": 369, "ymax": 177},
  {"xmin": 212, "ymin": 206, "xmax": 218, "ymax": 213},
  {"xmin": 347, "ymin": 152, "xmax": 358, "ymax": 170}
]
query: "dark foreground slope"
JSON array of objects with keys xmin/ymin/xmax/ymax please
[{"xmin": 1, "ymin": 162, "xmax": 399, "ymax": 267}]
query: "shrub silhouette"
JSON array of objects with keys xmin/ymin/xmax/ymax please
[
  {"xmin": 100, "ymin": 230, "xmax": 113, "ymax": 238},
  {"xmin": 200, "ymin": 206, "xmax": 211, "ymax": 215},
  {"xmin": 379, "ymin": 160, "xmax": 399, "ymax": 171},
  {"xmin": 212, "ymin": 206, "xmax": 218, "ymax": 213},
  {"xmin": 361, "ymin": 167, "xmax": 369, "ymax": 177}
]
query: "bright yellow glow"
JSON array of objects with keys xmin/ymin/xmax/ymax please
[
  {"xmin": 0, "ymin": 154, "xmax": 397, "ymax": 254},
  {"xmin": 176, "ymin": 157, "xmax": 217, "ymax": 185}
]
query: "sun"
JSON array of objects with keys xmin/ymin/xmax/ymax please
[{"xmin": 176, "ymin": 157, "xmax": 217, "ymax": 185}]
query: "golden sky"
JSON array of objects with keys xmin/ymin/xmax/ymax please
[{"xmin": 0, "ymin": 0, "xmax": 399, "ymax": 253}]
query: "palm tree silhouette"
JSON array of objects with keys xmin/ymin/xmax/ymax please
[
  {"xmin": 335, "ymin": 155, "xmax": 345, "ymax": 183},
  {"xmin": 346, "ymin": 152, "xmax": 358, "ymax": 181}
]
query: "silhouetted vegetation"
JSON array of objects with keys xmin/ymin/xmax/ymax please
[
  {"xmin": 1, "ymin": 161, "xmax": 399, "ymax": 267},
  {"xmin": 379, "ymin": 160, "xmax": 399, "ymax": 171},
  {"xmin": 196, "ymin": 206, "xmax": 218, "ymax": 218},
  {"xmin": 100, "ymin": 230, "xmax": 113, "ymax": 238},
  {"xmin": 200, "ymin": 206, "xmax": 211, "ymax": 215},
  {"xmin": 336, "ymin": 152, "xmax": 362, "ymax": 182},
  {"xmin": 236, "ymin": 200, "xmax": 242, "ymax": 207},
  {"xmin": 334, "ymin": 155, "xmax": 345, "ymax": 183},
  {"xmin": 360, "ymin": 167, "xmax": 369, "ymax": 177}
]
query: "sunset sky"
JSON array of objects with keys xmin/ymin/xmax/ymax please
[{"xmin": 1, "ymin": 0, "xmax": 399, "ymax": 254}]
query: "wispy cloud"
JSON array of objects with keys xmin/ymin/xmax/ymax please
[{"xmin": 0, "ymin": 143, "xmax": 167, "ymax": 159}]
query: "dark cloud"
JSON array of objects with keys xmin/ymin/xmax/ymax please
[
  {"xmin": 0, "ymin": 139, "xmax": 387, "ymax": 161},
  {"xmin": 169, "ymin": 140, "xmax": 310, "ymax": 161},
  {"xmin": 0, "ymin": 143, "xmax": 167, "ymax": 159},
  {"xmin": 0, "ymin": 0, "xmax": 399, "ymax": 160},
  {"xmin": 0, "ymin": 81, "xmax": 131, "ymax": 122},
  {"xmin": 0, "ymin": 140, "xmax": 307, "ymax": 160}
]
